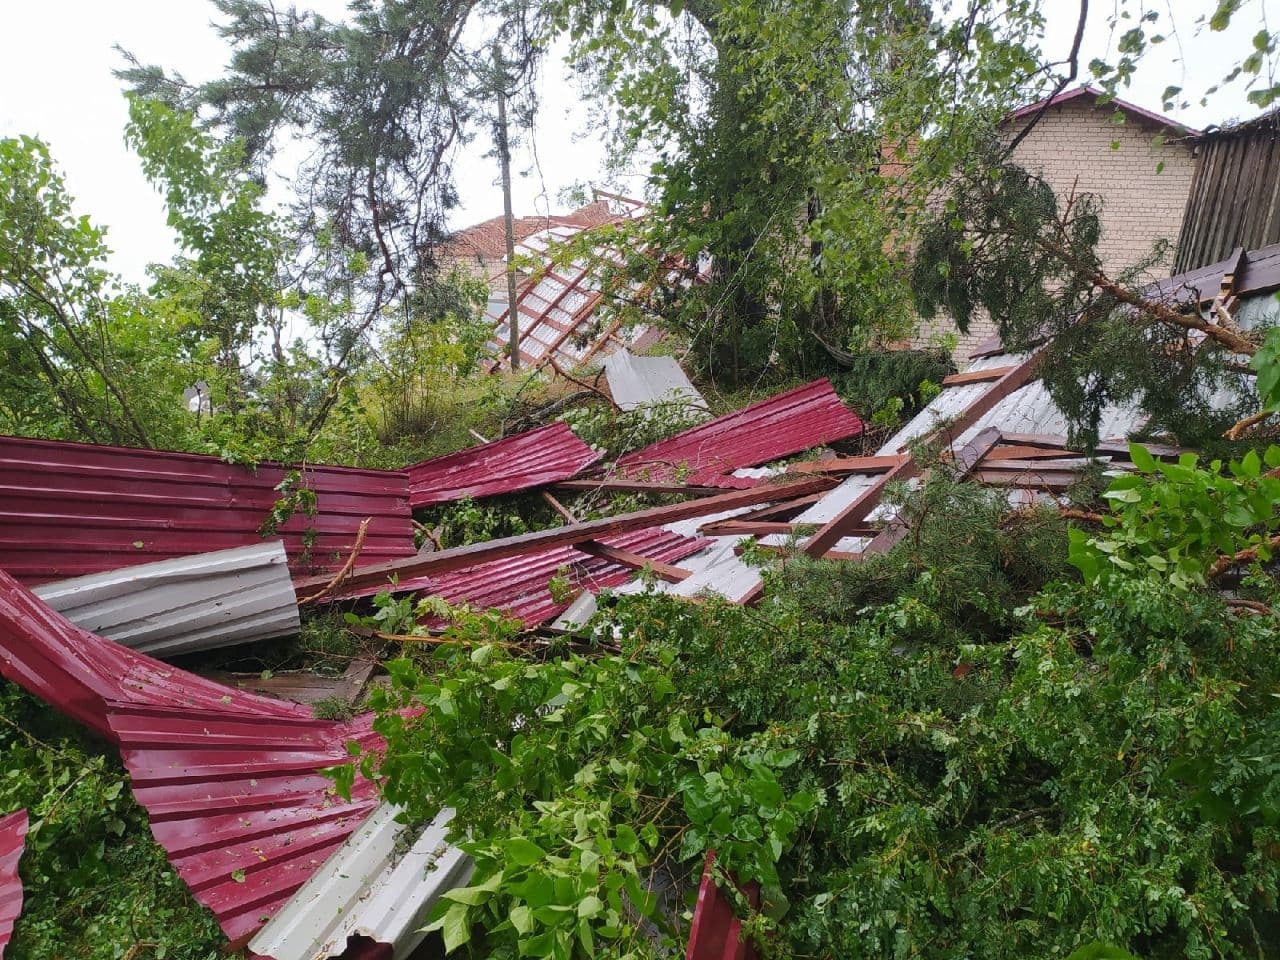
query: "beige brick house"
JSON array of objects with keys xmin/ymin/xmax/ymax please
[{"xmin": 912, "ymin": 85, "xmax": 1199, "ymax": 357}]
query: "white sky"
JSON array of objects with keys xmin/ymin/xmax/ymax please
[{"xmin": 0, "ymin": 1, "xmax": 1270, "ymax": 285}]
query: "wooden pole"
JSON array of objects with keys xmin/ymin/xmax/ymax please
[{"xmin": 494, "ymin": 44, "xmax": 521, "ymax": 371}]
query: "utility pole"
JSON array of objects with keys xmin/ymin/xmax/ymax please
[{"xmin": 494, "ymin": 45, "xmax": 521, "ymax": 370}]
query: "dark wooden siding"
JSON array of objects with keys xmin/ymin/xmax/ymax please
[{"xmin": 1175, "ymin": 112, "xmax": 1280, "ymax": 273}]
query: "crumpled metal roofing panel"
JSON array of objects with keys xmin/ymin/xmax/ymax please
[
  {"xmin": 0, "ymin": 810, "xmax": 27, "ymax": 959},
  {"xmin": 602, "ymin": 350, "xmax": 709, "ymax": 418},
  {"xmin": 106, "ymin": 703, "xmax": 383, "ymax": 948},
  {"xmin": 0, "ymin": 568, "xmax": 310, "ymax": 740},
  {"xmin": 340, "ymin": 528, "xmax": 711, "ymax": 627},
  {"xmin": 0, "ymin": 572, "xmax": 385, "ymax": 946},
  {"xmin": 32, "ymin": 541, "xmax": 299, "ymax": 657},
  {"xmin": 249, "ymin": 804, "xmax": 471, "ymax": 960},
  {"xmin": 616, "ymin": 379, "xmax": 864, "ymax": 486},
  {"xmin": 0, "ymin": 434, "xmax": 414, "ymax": 584},
  {"xmin": 406, "ymin": 423, "xmax": 601, "ymax": 507}
]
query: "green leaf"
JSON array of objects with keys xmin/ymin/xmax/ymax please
[
  {"xmin": 1128, "ymin": 443, "xmax": 1156, "ymax": 473},
  {"xmin": 1064, "ymin": 944, "xmax": 1141, "ymax": 960},
  {"xmin": 510, "ymin": 904, "xmax": 534, "ymax": 935},
  {"xmin": 502, "ymin": 837, "xmax": 547, "ymax": 866}
]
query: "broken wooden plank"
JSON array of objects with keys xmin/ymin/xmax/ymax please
[
  {"xmin": 726, "ymin": 492, "xmax": 828, "ymax": 524},
  {"xmin": 299, "ymin": 476, "xmax": 837, "ymax": 598},
  {"xmin": 785, "ymin": 455, "xmax": 908, "ymax": 475},
  {"xmin": 941, "ymin": 365, "xmax": 1017, "ymax": 386},
  {"xmin": 553, "ymin": 479, "xmax": 732, "ymax": 497},
  {"xmin": 803, "ymin": 355, "xmax": 1045, "ymax": 558},
  {"xmin": 575, "ymin": 540, "xmax": 692, "ymax": 582},
  {"xmin": 988, "ymin": 444, "xmax": 1085, "ymax": 461},
  {"xmin": 998, "ymin": 433, "xmax": 1186, "ymax": 459},
  {"xmin": 199, "ymin": 659, "xmax": 376, "ymax": 707},
  {"xmin": 698, "ymin": 519, "xmax": 879, "ymax": 538}
]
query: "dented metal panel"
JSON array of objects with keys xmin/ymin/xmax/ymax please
[
  {"xmin": 406, "ymin": 423, "xmax": 601, "ymax": 507},
  {"xmin": 249, "ymin": 804, "xmax": 472, "ymax": 960},
  {"xmin": 33, "ymin": 542, "xmax": 300, "ymax": 657},
  {"xmin": 0, "ymin": 810, "xmax": 26, "ymax": 959},
  {"xmin": 602, "ymin": 350, "xmax": 709, "ymax": 418},
  {"xmin": 107, "ymin": 703, "xmax": 383, "ymax": 947},
  {"xmin": 616, "ymin": 380, "xmax": 864, "ymax": 487},
  {"xmin": 0, "ymin": 572, "xmax": 386, "ymax": 945},
  {"xmin": 341, "ymin": 528, "xmax": 711, "ymax": 628},
  {"xmin": 0, "ymin": 434, "xmax": 415, "ymax": 584}
]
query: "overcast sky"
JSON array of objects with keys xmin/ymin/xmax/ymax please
[{"xmin": 0, "ymin": 1, "xmax": 1270, "ymax": 285}]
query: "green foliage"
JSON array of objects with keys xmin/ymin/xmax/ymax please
[
  {"xmin": 0, "ymin": 684, "xmax": 222, "ymax": 958},
  {"xmin": 1069, "ymin": 443, "xmax": 1280, "ymax": 588},
  {"xmin": 346, "ymin": 633, "xmax": 816, "ymax": 958},
  {"xmin": 827, "ymin": 348, "xmax": 954, "ymax": 429},
  {"xmin": 555, "ymin": 0, "xmax": 1047, "ymax": 383}
]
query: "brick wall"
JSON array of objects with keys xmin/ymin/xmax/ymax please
[{"xmin": 910, "ymin": 100, "xmax": 1197, "ymax": 358}]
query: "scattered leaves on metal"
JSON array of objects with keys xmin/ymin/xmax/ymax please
[
  {"xmin": 617, "ymin": 379, "xmax": 864, "ymax": 487},
  {"xmin": 406, "ymin": 423, "xmax": 601, "ymax": 507}
]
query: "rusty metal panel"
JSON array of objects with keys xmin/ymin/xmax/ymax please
[
  {"xmin": 406, "ymin": 423, "xmax": 600, "ymax": 507},
  {"xmin": 616, "ymin": 380, "xmax": 864, "ymax": 486},
  {"xmin": 248, "ymin": 804, "xmax": 471, "ymax": 960},
  {"xmin": 0, "ymin": 810, "xmax": 26, "ymax": 959},
  {"xmin": 0, "ymin": 434, "xmax": 415, "ymax": 584},
  {"xmin": 32, "ymin": 541, "xmax": 300, "ymax": 657},
  {"xmin": 339, "ymin": 528, "xmax": 711, "ymax": 627}
]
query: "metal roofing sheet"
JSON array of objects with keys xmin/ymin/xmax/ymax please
[
  {"xmin": 106, "ymin": 703, "xmax": 383, "ymax": 947},
  {"xmin": 249, "ymin": 804, "xmax": 471, "ymax": 960},
  {"xmin": 0, "ymin": 810, "xmax": 26, "ymax": 959},
  {"xmin": 616, "ymin": 379, "xmax": 864, "ymax": 486},
  {"xmin": 32, "ymin": 541, "xmax": 299, "ymax": 657},
  {"xmin": 0, "ymin": 567, "xmax": 310, "ymax": 741},
  {"xmin": 406, "ymin": 423, "xmax": 601, "ymax": 507},
  {"xmin": 0, "ymin": 572, "xmax": 386, "ymax": 946},
  {"xmin": 686, "ymin": 852, "xmax": 758, "ymax": 960},
  {"xmin": 602, "ymin": 350, "xmax": 709, "ymax": 418},
  {"xmin": 341, "ymin": 528, "xmax": 711, "ymax": 627},
  {"xmin": 0, "ymin": 435, "xmax": 415, "ymax": 584}
]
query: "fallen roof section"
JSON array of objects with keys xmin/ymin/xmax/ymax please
[
  {"xmin": 406, "ymin": 422, "xmax": 601, "ymax": 508},
  {"xmin": 0, "ymin": 811, "xmax": 26, "ymax": 960},
  {"xmin": 343, "ymin": 528, "xmax": 710, "ymax": 627},
  {"xmin": 686, "ymin": 852, "xmax": 759, "ymax": 960},
  {"xmin": 0, "ymin": 435, "xmax": 415, "ymax": 584},
  {"xmin": 296, "ymin": 476, "xmax": 836, "ymax": 599},
  {"xmin": 602, "ymin": 350, "xmax": 709, "ymax": 419},
  {"xmin": 33, "ymin": 541, "xmax": 300, "ymax": 658},
  {"xmin": 107, "ymin": 703, "xmax": 383, "ymax": 948},
  {"xmin": 615, "ymin": 379, "xmax": 864, "ymax": 487},
  {"xmin": 0, "ymin": 573, "xmax": 388, "ymax": 945},
  {"xmin": 248, "ymin": 804, "xmax": 471, "ymax": 960}
]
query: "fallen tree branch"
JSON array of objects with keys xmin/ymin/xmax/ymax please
[
  {"xmin": 1226, "ymin": 408, "xmax": 1276, "ymax": 441},
  {"xmin": 1208, "ymin": 533, "xmax": 1280, "ymax": 581},
  {"xmin": 1225, "ymin": 598, "xmax": 1274, "ymax": 616},
  {"xmin": 298, "ymin": 518, "xmax": 370, "ymax": 605}
]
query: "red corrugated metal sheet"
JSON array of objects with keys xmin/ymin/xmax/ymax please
[
  {"xmin": 0, "ymin": 435, "xmax": 415, "ymax": 584},
  {"xmin": 686, "ymin": 852, "xmax": 759, "ymax": 960},
  {"xmin": 0, "ymin": 571, "xmax": 384, "ymax": 946},
  {"xmin": 616, "ymin": 379, "xmax": 864, "ymax": 487},
  {"xmin": 406, "ymin": 423, "xmax": 601, "ymax": 507},
  {"xmin": 339, "ymin": 528, "xmax": 711, "ymax": 627},
  {"xmin": 106, "ymin": 704, "xmax": 382, "ymax": 947},
  {"xmin": 0, "ymin": 810, "xmax": 26, "ymax": 959},
  {"xmin": 0, "ymin": 568, "xmax": 311, "ymax": 740}
]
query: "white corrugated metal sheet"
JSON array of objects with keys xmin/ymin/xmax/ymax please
[
  {"xmin": 249, "ymin": 804, "xmax": 471, "ymax": 960},
  {"xmin": 602, "ymin": 350, "xmax": 709, "ymax": 418},
  {"xmin": 33, "ymin": 541, "xmax": 300, "ymax": 657}
]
